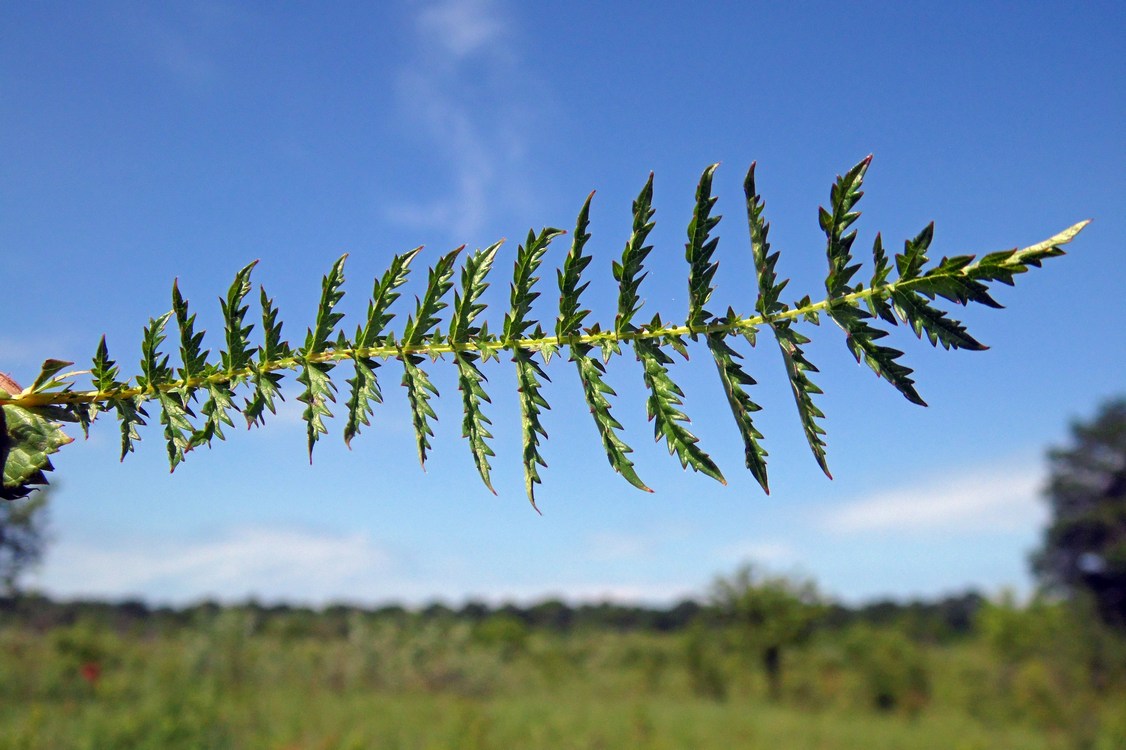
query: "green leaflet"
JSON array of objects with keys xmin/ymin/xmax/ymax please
[
  {"xmin": 401, "ymin": 354, "xmax": 439, "ymax": 467},
  {"xmin": 558, "ymin": 193, "xmax": 650, "ymax": 492},
  {"xmin": 505, "ymin": 228, "xmax": 566, "ymax": 509},
  {"xmin": 616, "ymin": 172, "xmax": 723, "ymax": 483},
  {"xmin": 707, "ymin": 327, "xmax": 768, "ymax": 492},
  {"xmin": 821, "ymin": 158, "xmax": 925, "ymax": 407},
  {"xmin": 90, "ymin": 336, "xmax": 147, "ymax": 460},
  {"xmin": 889, "ymin": 288, "xmax": 986, "ymax": 351},
  {"xmin": 686, "ymin": 164, "xmax": 722, "ymax": 330},
  {"xmin": 829, "ymin": 301, "xmax": 926, "ymax": 406},
  {"xmin": 451, "ymin": 242, "xmax": 502, "ymax": 492},
  {"xmin": 344, "ymin": 247, "xmax": 422, "ymax": 448},
  {"xmin": 136, "ymin": 311, "xmax": 195, "ymax": 470},
  {"xmin": 245, "ymin": 287, "xmax": 292, "ymax": 427},
  {"xmin": 614, "ymin": 174, "xmax": 655, "ymax": 338},
  {"xmin": 193, "ymin": 261, "xmax": 258, "ymax": 447},
  {"xmin": 573, "ymin": 349, "xmax": 649, "ymax": 492},
  {"xmin": 823, "ymin": 156, "xmax": 871, "ymax": 298},
  {"xmin": 401, "ymin": 246, "xmax": 462, "ymax": 467},
  {"xmin": 556, "ymin": 193, "xmax": 596, "ymax": 342},
  {"xmin": 636, "ymin": 336, "xmax": 725, "ymax": 484},
  {"xmin": 173, "ymin": 281, "xmax": 209, "ymax": 393},
  {"xmin": 0, "ymin": 156, "xmax": 1090, "ymax": 504},
  {"xmin": 746, "ymin": 163, "xmax": 830, "ymax": 478},
  {"xmin": 688, "ymin": 164, "xmax": 768, "ymax": 492},
  {"xmin": 513, "ymin": 346, "xmax": 551, "ymax": 507},
  {"xmin": 297, "ymin": 255, "xmax": 348, "ymax": 461}
]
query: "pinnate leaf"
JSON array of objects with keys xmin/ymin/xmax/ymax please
[
  {"xmin": 344, "ymin": 247, "xmax": 421, "ymax": 447},
  {"xmin": 401, "ymin": 246, "xmax": 462, "ymax": 466},
  {"xmin": 746, "ymin": 164, "xmax": 830, "ymax": 477},
  {"xmin": 298, "ymin": 255, "xmax": 347, "ymax": 461}
]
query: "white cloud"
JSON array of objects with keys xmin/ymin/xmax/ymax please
[
  {"xmin": 34, "ymin": 525, "xmax": 703, "ymax": 606},
  {"xmin": 386, "ymin": 0, "xmax": 538, "ymax": 241},
  {"xmin": 38, "ymin": 526, "xmax": 391, "ymax": 604},
  {"xmin": 417, "ymin": 0, "xmax": 506, "ymax": 58},
  {"xmin": 717, "ymin": 541, "xmax": 799, "ymax": 566},
  {"xmin": 119, "ymin": 5, "xmax": 234, "ymax": 90},
  {"xmin": 585, "ymin": 530, "xmax": 661, "ymax": 561},
  {"xmin": 467, "ymin": 582, "xmax": 701, "ymax": 606},
  {"xmin": 822, "ymin": 462, "xmax": 1046, "ymax": 535}
]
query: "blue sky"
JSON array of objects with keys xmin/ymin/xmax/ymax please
[{"xmin": 2, "ymin": 1, "xmax": 1123, "ymax": 607}]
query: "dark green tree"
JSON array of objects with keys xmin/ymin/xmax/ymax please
[
  {"xmin": 1032, "ymin": 398, "xmax": 1126, "ymax": 627},
  {"xmin": 0, "ymin": 491, "xmax": 49, "ymax": 594},
  {"xmin": 710, "ymin": 564, "xmax": 824, "ymax": 700}
]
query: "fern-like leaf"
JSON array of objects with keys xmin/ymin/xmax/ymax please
[
  {"xmin": 245, "ymin": 287, "xmax": 292, "ymax": 427},
  {"xmin": 556, "ymin": 193, "xmax": 596, "ymax": 342},
  {"xmin": 829, "ymin": 302, "xmax": 926, "ymax": 405},
  {"xmin": 138, "ymin": 312, "xmax": 195, "ymax": 470},
  {"xmin": 297, "ymin": 255, "xmax": 347, "ymax": 461},
  {"xmin": 451, "ymin": 242, "xmax": 502, "ymax": 492},
  {"xmin": 708, "ymin": 322, "xmax": 769, "ymax": 492},
  {"xmin": 558, "ymin": 193, "xmax": 650, "ymax": 492},
  {"xmin": 823, "ymin": 156, "xmax": 871, "ymax": 298},
  {"xmin": 401, "ymin": 246, "xmax": 462, "ymax": 467},
  {"xmin": 506, "ymin": 228, "xmax": 565, "ymax": 508},
  {"xmin": 687, "ymin": 164, "xmax": 769, "ymax": 490},
  {"xmin": 889, "ymin": 289, "xmax": 985, "ymax": 351},
  {"xmin": 746, "ymin": 163, "xmax": 831, "ymax": 477},
  {"xmin": 614, "ymin": 174, "xmax": 655, "ymax": 338},
  {"xmin": 636, "ymin": 335, "xmax": 725, "ymax": 484},
  {"xmin": 821, "ymin": 158, "xmax": 925, "ymax": 406},
  {"xmin": 614, "ymin": 173, "xmax": 724, "ymax": 483},
  {"xmin": 686, "ymin": 164, "xmax": 722, "ymax": 331},
  {"xmin": 0, "ymin": 157, "xmax": 1089, "ymax": 503},
  {"xmin": 90, "ymin": 336, "xmax": 147, "ymax": 459},
  {"xmin": 172, "ymin": 281, "xmax": 209, "ymax": 395},
  {"xmin": 344, "ymin": 247, "xmax": 421, "ymax": 448},
  {"xmin": 192, "ymin": 261, "xmax": 258, "ymax": 447}
]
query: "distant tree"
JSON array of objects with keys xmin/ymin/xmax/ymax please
[
  {"xmin": 0, "ymin": 491, "xmax": 49, "ymax": 594},
  {"xmin": 710, "ymin": 564, "xmax": 824, "ymax": 700},
  {"xmin": 1032, "ymin": 398, "xmax": 1126, "ymax": 627}
]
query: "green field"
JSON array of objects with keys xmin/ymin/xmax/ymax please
[{"xmin": 3, "ymin": 598, "xmax": 1125, "ymax": 750}]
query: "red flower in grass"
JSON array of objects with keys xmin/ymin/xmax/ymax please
[{"xmin": 80, "ymin": 661, "xmax": 102, "ymax": 687}]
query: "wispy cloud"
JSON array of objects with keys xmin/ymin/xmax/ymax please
[
  {"xmin": 585, "ymin": 531, "xmax": 655, "ymax": 561},
  {"xmin": 386, "ymin": 0, "xmax": 539, "ymax": 241},
  {"xmin": 36, "ymin": 524, "xmax": 702, "ymax": 606},
  {"xmin": 117, "ymin": 3, "xmax": 240, "ymax": 90},
  {"xmin": 417, "ymin": 0, "xmax": 506, "ymax": 59},
  {"xmin": 821, "ymin": 461, "xmax": 1046, "ymax": 535},
  {"xmin": 463, "ymin": 582, "xmax": 702, "ymax": 606},
  {"xmin": 717, "ymin": 540, "xmax": 800, "ymax": 567},
  {"xmin": 38, "ymin": 526, "xmax": 391, "ymax": 604}
]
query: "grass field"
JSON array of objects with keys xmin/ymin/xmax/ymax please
[{"xmin": 3, "ymin": 605, "xmax": 1125, "ymax": 749}]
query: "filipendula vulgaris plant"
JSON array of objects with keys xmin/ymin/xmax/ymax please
[{"xmin": 0, "ymin": 156, "xmax": 1088, "ymax": 509}]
